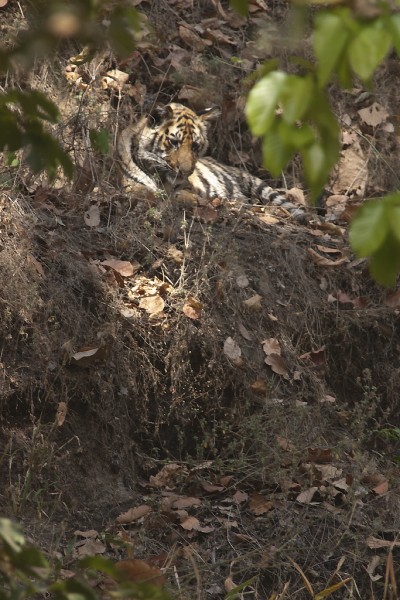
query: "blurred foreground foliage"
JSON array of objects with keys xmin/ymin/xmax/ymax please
[
  {"xmin": 0, "ymin": 0, "xmax": 141, "ymax": 179},
  {"xmin": 238, "ymin": 0, "xmax": 400, "ymax": 285}
]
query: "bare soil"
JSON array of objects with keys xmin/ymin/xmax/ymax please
[{"xmin": 1, "ymin": 1, "xmax": 400, "ymax": 598}]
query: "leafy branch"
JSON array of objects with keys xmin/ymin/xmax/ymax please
[
  {"xmin": 242, "ymin": 0, "xmax": 400, "ymax": 284},
  {"xmin": 0, "ymin": 0, "xmax": 141, "ymax": 180},
  {"xmin": 0, "ymin": 518, "xmax": 171, "ymax": 600}
]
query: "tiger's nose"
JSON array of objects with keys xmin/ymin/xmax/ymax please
[
  {"xmin": 177, "ymin": 162, "xmax": 194, "ymax": 176},
  {"xmin": 174, "ymin": 143, "xmax": 195, "ymax": 176}
]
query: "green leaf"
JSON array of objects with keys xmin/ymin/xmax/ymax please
[
  {"xmin": 51, "ymin": 578, "xmax": 98, "ymax": 600},
  {"xmin": 229, "ymin": 0, "xmax": 249, "ymax": 16},
  {"xmin": 278, "ymin": 121, "xmax": 315, "ymax": 149},
  {"xmin": 24, "ymin": 126, "xmax": 73, "ymax": 180},
  {"xmin": 89, "ymin": 129, "xmax": 109, "ymax": 154},
  {"xmin": 262, "ymin": 124, "xmax": 294, "ymax": 175},
  {"xmin": 388, "ymin": 13, "xmax": 400, "ymax": 54},
  {"xmin": 388, "ymin": 205, "xmax": 400, "ymax": 242},
  {"xmin": 281, "ymin": 75, "xmax": 313, "ymax": 124},
  {"xmin": 313, "ymin": 11, "xmax": 351, "ymax": 86},
  {"xmin": 0, "ymin": 519, "xmax": 25, "ymax": 553},
  {"xmin": 225, "ymin": 576, "xmax": 256, "ymax": 599},
  {"xmin": 78, "ymin": 555, "xmax": 117, "ymax": 576},
  {"xmin": 13, "ymin": 547, "xmax": 50, "ymax": 576},
  {"xmin": 301, "ymin": 142, "xmax": 324, "ymax": 182},
  {"xmin": 246, "ymin": 71, "xmax": 287, "ymax": 136},
  {"xmin": 370, "ymin": 232, "xmax": 400, "ymax": 286},
  {"xmin": 348, "ymin": 22, "xmax": 392, "ymax": 81},
  {"xmin": 349, "ymin": 201, "xmax": 388, "ymax": 256},
  {"xmin": 109, "ymin": 7, "xmax": 141, "ymax": 58},
  {"xmin": 336, "ymin": 52, "xmax": 353, "ymax": 88},
  {"xmin": 301, "ymin": 141, "xmax": 337, "ymax": 200},
  {"xmin": 5, "ymin": 151, "xmax": 19, "ymax": 167},
  {"xmin": 0, "ymin": 111, "xmax": 24, "ymax": 151}
]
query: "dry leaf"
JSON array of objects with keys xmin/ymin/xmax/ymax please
[
  {"xmin": 101, "ymin": 259, "xmax": 139, "ymax": 277},
  {"xmin": 265, "ymin": 354, "xmax": 289, "ymax": 379},
  {"xmin": 74, "ymin": 529, "xmax": 99, "ymax": 538},
  {"xmin": 223, "ymin": 337, "xmax": 243, "ymax": 367},
  {"xmin": 333, "ymin": 477, "xmax": 351, "ymax": 492},
  {"xmin": 167, "ymin": 245, "xmax": 184, "ymax": 264},
  {"xmin": 249, "ymin": 492, "xmax": 273, "ymax": 515},
  {"xmin": 256, "ymin": 213, "xmax": 280, "ymax": 225},
  {"xmin": 250, "ymin": 379, "xmax": 268, "ymax": 395},
  {"xmin": 249, "ymin": 0, "xmax": 269, "ymax": 10},
  {"xmin": 243, "ymin": 294, "xmax": 262, "ymax": 310},
  {"xmin": 220, "ymin": 475, "xmax": 234, "ymax": 486},
  {"xmin": 326, "ymin": 194, "xmax": 348, "ymax": 207},
  {"xmin": 366, "ymin": 537, "xmax": 400, "ymax": 549},
  {"xmin": 75, "ymin": 539, "xmax": 106, "ymax": 556},
  {"xmin": 316, "ymin": 464, "xmax": 342, "ymax": 481},
  {"xmin": 366, "ymin": 556, "xmax": 382, "ymax": 582},
  {"xmin": 180, "ymin": 516, "xmax": 214, "ymax": 533},
  {"xmin": 385, "ymin": 290, "xmax": 400, "ymax": 308},
  {"xmin": 358, "ymin": 102, "xmax": 389, "ymax": 127},
  {"xmin": 224, "ymin": 577, "xmax": 237, "ymax": 593},
  {"xmin": 262, "ymin": 338, "xmax": 281, "ymax": 356},
  {"xmin": 317, "ymin": 222, "xmax": 346, "ymax": 237},
  {"xmin": 372, "ymin": 480, "xmax": 389, "ymax": 495},
  {"xmin": 172, "ymin": 496, "xmax": 201, "ymax": 509},
  {"xmin": 236, "ymin": 275, "xmax": 250, "ymax": 288},
  {"xmin": 84, "ymin": 204, "xmax": 100, "ymax": 227},
  {"xmin": 320, "ymin": 394, "xmax": 336, "ymax": 404},
  {"xmin": 71, "ymin": 346, "xmax": 103, "ymax": 367},
  {"xmin": 331, "ymin": 138, "xmax": 367, "ymax": 197},
  {"xmin": 178, "ymin": 85, "xmax": 204, "ymax": 102},
  {"xmin": 299, "ymin": 347, "xmax": 326, "ymax": 367},
  {"xmin": 233, "ymin": 490, "xmax": 248, "ymax": 503},
  {"xmin": 102, "ymin": 69, "xmax": 129, "ymax": 90},
  {"xmin": 296, "ymin": 486, "xmax": 319, "ymax": 504},
  {"xmin": 205, "ymin": 29, "xmax": 236, "ymax": 45},
  {"xmin": 308, "ymin": 447, "xmax": 333, "ymax": 463},
  {"xmin": 179, "ymin": 25, "xmax": 210, "ymax": 51},
  {"xmin": 139, "ymin": 294, "xmax": 165, "ymax": 315},
  {"xmin": 276, "ymin": 435, "xmax": 295, "ymax": 452},
  {"xmin": 382, "ymin": 121, "xmax": 395, "ymax": 132},
  {"xmin": 201, "ymin": 481, "xmax": 225, "ymax": 493},
  {"xmin": 182, "ymin": 297, "xmax": 203, "ymax": 320},
  {"xmin": 116, "ymin": 559, "xmax": 165, "ymax": 587},
  {"xmin": 308, "ymin": 247, "xmax": 348, "ymax": 267},
  {"xmin": 27, "ymin": 254, "xmax": 45, "ymax": 277},
  {"xmin": 116, "ymin": 505, "xmax": 152, "ymax": 524},
  {"xmin": 55, "ymin": 402, "xmax": 67, "ymax": 427},
  {"xmin": 315, "ymin": 244, "xmax": 341, "ymax": 254},
  {"xmin": 238, "ymin": 323, "xmax": 253, "ymax": 340},
  {"xmin": 149, "ymin": 463, "xmax": 187, "ymax": 488},
  {"xmin": 193, "ymin": 205, "xmax": 219, "ymax": 222}
]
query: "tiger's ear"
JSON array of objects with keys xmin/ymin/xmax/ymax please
[
  {"xmin": 149, "ymin": 104, "xmax": 174, "ymax": 125},
  {"xmin": 197, "ymin": 106, "xmax": 221, "ymax": 122}
]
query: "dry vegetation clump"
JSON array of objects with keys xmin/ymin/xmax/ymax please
[{"xmin": 1, "ymin": 1, "xmax": 400, "ymax": 598}]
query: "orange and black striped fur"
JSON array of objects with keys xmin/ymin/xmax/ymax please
[{"xmin": 118, "ymin": 102, "xmax": 285, "ymax": 204}]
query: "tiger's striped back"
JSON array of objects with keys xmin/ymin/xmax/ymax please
[{"xmin": 118, "ymin": 102, "xmax": 286, "ymax": 204}]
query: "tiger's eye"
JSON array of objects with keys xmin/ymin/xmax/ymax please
[
  {"xmin": 192, "ymin": 141, "xmax": 200, "ymax": 151},
  {"xmin": 169, "ymin": 137, "xmax": 179, "ymax": 148}
]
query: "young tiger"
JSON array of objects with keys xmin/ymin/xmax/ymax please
[{"xmin": 118, "ymin": 102, "xmax": 286, "ymax": 204}]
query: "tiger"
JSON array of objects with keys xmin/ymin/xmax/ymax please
[{"xmin": 118, "ymin": 102, "xmax": 287, "ymax": 205}]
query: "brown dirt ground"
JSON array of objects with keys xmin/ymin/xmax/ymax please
[{"xmin": 1, "ymin": 1, "xmax": 400, "ymax": 599}]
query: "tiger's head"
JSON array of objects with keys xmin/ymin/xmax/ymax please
[{"xmin": 147, "ymin": 103, "xmax": 221, "ymax": 180}]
